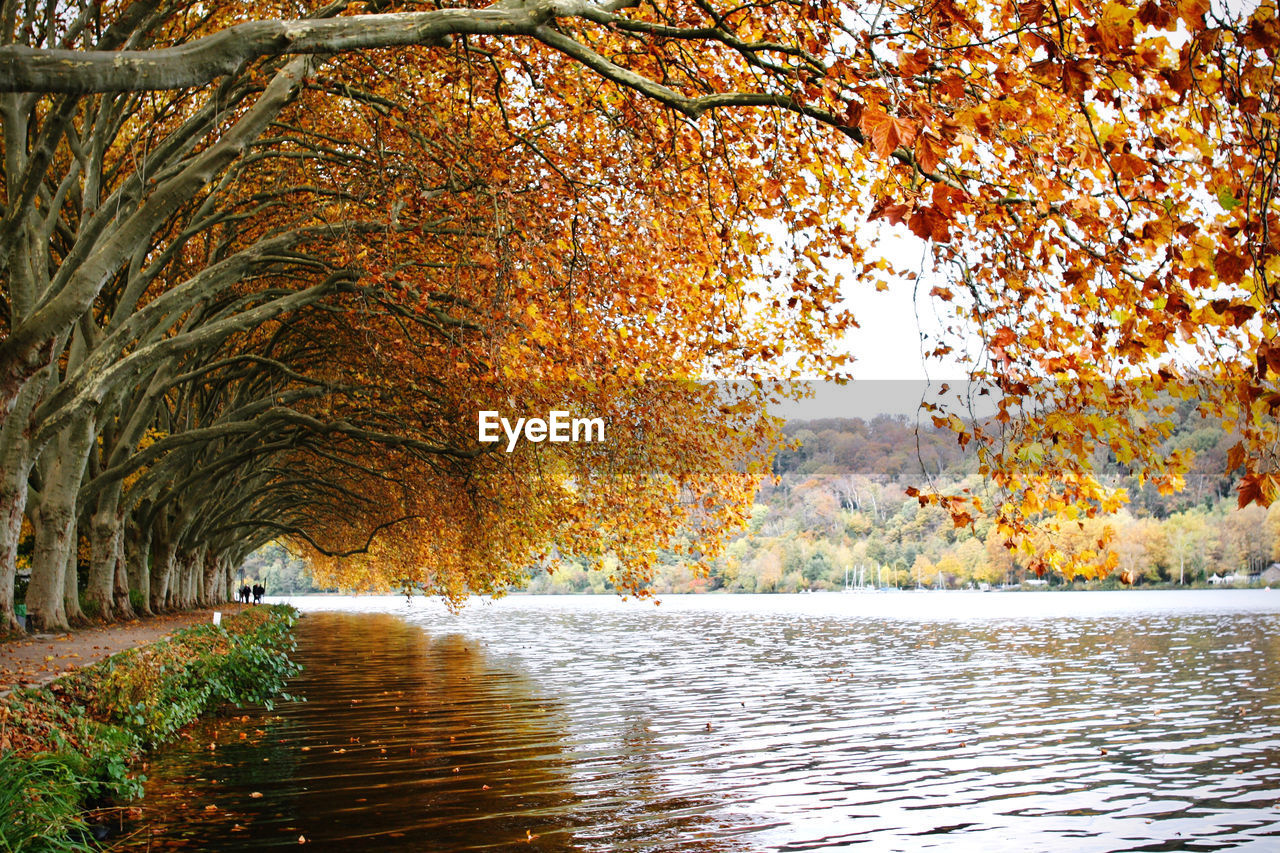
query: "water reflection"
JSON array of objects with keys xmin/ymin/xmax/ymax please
[
  {"xmin": 124, "ymin": 594, "xmax": 1280, "ymax": 851},
  {"xmin": 117, "ymin": 613, "xmax": 575, "ymax": 850}
]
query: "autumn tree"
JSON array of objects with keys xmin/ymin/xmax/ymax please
[
  {"xmin": 4, "ymin": 0, "xmax": 843, "ymax": 629},
  {"xmin": 2, "ymin": 0, "xmax": 1278, "ymax": 628}
]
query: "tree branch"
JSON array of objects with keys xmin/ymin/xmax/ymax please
[{"xmin": 0, "ymin": 5, "xmax": 548, "ymax": 93}]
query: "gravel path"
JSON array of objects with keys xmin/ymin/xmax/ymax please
[{"xmin": 0, "ymin": 605, "xmax": 250, "ymax": 697}]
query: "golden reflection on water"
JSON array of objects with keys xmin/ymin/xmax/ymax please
[
  {"xmin": 117, "ymin": 594, "xmax": 1280, "ymax": 852},
  {"xmin": 117, "ymin": 612, "xmax": 752, "ymax": 851}
]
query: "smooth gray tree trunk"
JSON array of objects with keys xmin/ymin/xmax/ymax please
[
  {"xmin": 112, "ymin": 518, "xmax": 135, "ymax": 619},
  {"xmin": 0, "ymin": 389, "xmax": 37, "ymax": 634},
  {"xmin": 125, "ymin": 518, "xmax": 153, "ymax": 617},
  {"xmin": 149, "ymin": 518, "xmax": 174, "ymax": 612},
  {"xmin": 87, "ymin": 482, "xmax": 125, "ymax": 621},
  {"xmin": 62, "ymin": 539, "xmax": 82, "ymax": 625},
  {"xmin": 26, "ymin": 413, "xmax": 94, "ymax": 630}
]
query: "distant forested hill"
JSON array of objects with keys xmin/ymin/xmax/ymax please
[
  {"xmin": 770, "ymin": 402, "xmax": 1242, "ymax": 517},
  {"xmin": 522, "ymin": 402, "xmax": 1276, "ymax": 594}
]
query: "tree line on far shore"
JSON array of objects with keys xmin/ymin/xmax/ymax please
[{"xmin": 524, "ymin": 409, "xmax": 1279, "ymax": 595}]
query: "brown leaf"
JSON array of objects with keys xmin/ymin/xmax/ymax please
[
  {"xmin": 898, "ymin": 50, "xmax": 930, "ymax": 78},
  {"xmin": 1214, "ymin": 250, "xmax": 1250, "ymax": 284},
  {"xmin": 843, "ymin": 100, "xmax": 863, "ymax": 131},
  {"xmin": 1020, "ymin": 1, "xmax": 1047, "ymax": 19},
  {"xmin": 1259, "ymin": 337, "xmax": 1280, "ymax": 377},
  {"xmin": 869, "ymin": 197, "xmax": 910, "ymax": 225},
  {"xmin": 939, "ymin": 72, "xmax": 966, "ymax": 100},
  {"xmin": 908, "ymin": 205, "xmax": 952, "ymax": 242},
  {"xmin": 1138, "ymin": 1, "xmax": 1173, "ymax": 27},
  {"xmin": 861, "ymin": 108, "xmax": 919, "ymax": 159},
  {"xmin": 1062, "ymin": 59, "xmax": 1092, "ymax": 98},
  {"xmin": 1226, "ymin": 442, "xmax": 1246, "ymax": 472},
  {"xmin": 1238, "ymin": 474, "xmax": 1265, "ymax": 508},
  {"xmin": 915, "ymin": 133, "xmax": 947, "ymax": 173}
]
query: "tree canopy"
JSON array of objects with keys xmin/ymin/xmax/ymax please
[{"xmin": 1, "ymin": 0, "xmax": 1277, "ymax": 630}]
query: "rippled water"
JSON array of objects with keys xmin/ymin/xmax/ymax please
[{"xmin": 118, "ymin": 592, "xmax": 1280, "ymax": 851}]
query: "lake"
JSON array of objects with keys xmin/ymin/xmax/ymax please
[{"xmin": 117, "ymin": 591, "xmax": 1280, "ymax": 851}]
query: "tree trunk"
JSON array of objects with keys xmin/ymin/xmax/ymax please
[
  {"xmin": 186, "ymin": 551, "xmax": 200, "ymax": 608},
  {"xmin": 26, "ymin": 492, "xmax": 73, "ymax": 632},
  {"xmin": 202, "ymin": 546, "xmax": 219, "ymax": 605},
  {"xmin": 87, "ymin": 482, "xmax": 134, "ymax": 621},
  {"xmin": 173, "ymin": 549, "xmax": 194, "ymax": 609},
  {"xmin": 171, "ymin": 550, "xmax": 184, "ymax": 609},
  {"xmin": 0, "ymin": 430, "xmax": 31, "ymax": 636},
  {"xmin": 25, "ymin": 491, "xmax": 70, "ymax": 632},
  {"xmin": 0, "ymin": 380, "xmax": 42, "ymax": 635},
  {"xmin": 113, "ymin": 520, "xmax": 135, "ymax": 619},
  {"xmin": 149, "ymin": 516, "xmax": 173, "ymax": 612},
  {"xmin": 86, "ymin": 495, "xmax": 120, "ymax": 621},
  {"xmin": 62, "ymin": 541, "xmax": 85, "ymax": 626},
  {"xmin": 0, "ymin": 477, "xmax": 25, "ymax": 636},
  {"xmin": 125, "ymin": 518, "xmax": 153, "ymax": 616},
  {"xmin": 189, "ymin": 548, "xmax": 205, "ymax": 607},
  {"xmin": 221, "ymin": 554, "xmax": 236, "ymax": 603},
  {"xmin": 26, "ymin": 415, "xmax": 94, "ymax": 630}
]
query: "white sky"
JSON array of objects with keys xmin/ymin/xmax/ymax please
[{"xmin": 769, "ymin": 224, "xmax": 982, "ymax": 420}]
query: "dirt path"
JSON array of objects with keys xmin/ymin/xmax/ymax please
[{"xmin": 0, "ymin": 605, "xmax": 250, "ymax": 697}]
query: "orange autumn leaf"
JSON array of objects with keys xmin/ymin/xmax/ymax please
[{"xmin": 860, "ymin": 108, "xmax": 919, "ymax": 159}]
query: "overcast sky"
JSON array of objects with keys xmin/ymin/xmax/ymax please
[{"xmin": 769, "ymin": 220, "xmax": 981, "ymax": 420}]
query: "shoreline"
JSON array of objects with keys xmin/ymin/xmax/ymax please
[
  {"xmin": 277, "ymin": 583, "xmax": 1278, "ymax": 598},
  {"xmin": 0, "ymin": 606, "xmax": 300, "ymax": 852}
]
